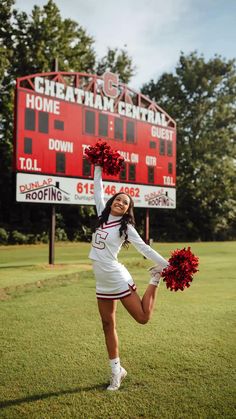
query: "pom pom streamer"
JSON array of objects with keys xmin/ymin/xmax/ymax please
[
  {"xmin": 85, "ymin": 140, "xmax": 124, "ymax": 175},
  {"xmin": 161, "ymin": 247, "xmax": 199, "ymax": 291}
]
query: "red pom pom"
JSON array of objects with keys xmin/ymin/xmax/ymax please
[
  {"xmin": 84, "ymin": 140, "xmax": 124, "ymax": 175},
  {"xmin": 161, "ymin": 247, "xmax": 199, "ymax": 292}
]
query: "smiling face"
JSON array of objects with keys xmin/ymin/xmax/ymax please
[{"xmin": 110, "ymin": 193, "xmax": 131, "ymax": 216}]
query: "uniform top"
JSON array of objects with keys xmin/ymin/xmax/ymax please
[{"xmin": 89, "ymin": 166, "xmax": 168, "ymax": 268}]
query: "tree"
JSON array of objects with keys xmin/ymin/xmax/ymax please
[
  {"xmin": 11, "ymin": 0, "xmax": 96, "ymax": 76},
  {"xmin": 0, "ymin": 0, "xmax": 16, "ymax": 229},
  {"xmin": 0, "ymin": 0, "xmax": 14, "ymax": 82},
  {"xmin": 142, "ymin": 52, "xmax": 236, "ymax": 240},
  {"xmin": 97, "ymin": 47, "xmax": 136, "ymax": 83}
]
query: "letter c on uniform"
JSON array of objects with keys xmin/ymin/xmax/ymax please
[{"xmin": 103, "ymin": 72, "xmax": 118, "ymax": 98}]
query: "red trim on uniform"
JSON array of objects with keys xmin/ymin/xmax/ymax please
[
  {"xmin": 101, "ymin": 222, "xmax": 121, "ymax": 230},
  {"xmin": 97, "ymin": 291, "xmax": 131, "ymax": 301},
  {"xmin": 105, "ymin": 219, "xmax": 122, "ymax": 225},
  {"xmin": 96, "ymin": 289, "xmax": 130, "ymax": 297},
  {"xmin": 96, "ymin": 283, "xmax": 137, "ymax": 300}
]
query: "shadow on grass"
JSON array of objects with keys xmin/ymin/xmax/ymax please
[
  {"xmin": 0, "ymin": 384, "xmax": 107, "ymax": 408},
  {"xmin": 0, "ymin": 265, "xmax": 36, "ymax": 269}
]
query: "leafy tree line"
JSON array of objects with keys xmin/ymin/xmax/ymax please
[
  {"xmin": 0, "ymin": 0, "xmax": 235, "ymax": 244},
  {"xmin": 142, "ymin": 53, "xmax": 236, "ymax": 241}
]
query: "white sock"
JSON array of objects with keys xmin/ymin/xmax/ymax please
[
  {"xmin": 110, "ymin": 357, "xmax": 121, "ymax": 375},
  {"xmin": 149, "ymin": 274, "xmax": 161, "ymax": 287}
]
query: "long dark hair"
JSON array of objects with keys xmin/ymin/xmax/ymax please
[{"xmin": 95, "ymin": 192, "xmax": 135, "ymax": 247}]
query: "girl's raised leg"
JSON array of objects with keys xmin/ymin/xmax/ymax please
[{"xmin": 121, "ymin": 284, "xmax": 159, "ymax": 324}]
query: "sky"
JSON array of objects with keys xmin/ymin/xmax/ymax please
[{"xmin": 14, "ymin": 0, "xmax": 236, "ymax": 90}]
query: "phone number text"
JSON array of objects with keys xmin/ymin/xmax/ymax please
[{"xmin": 76, "ymin": 182, "xmax": 140, "ymax": 197}]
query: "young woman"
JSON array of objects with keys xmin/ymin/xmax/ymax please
[{"xmin": 89, "ymin": 166, "xmax": 169, "ymax": 391}]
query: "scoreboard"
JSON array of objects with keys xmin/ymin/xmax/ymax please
[{"xmin": 15, "ymin": 71, "xmax": 176, "ymax": 208}]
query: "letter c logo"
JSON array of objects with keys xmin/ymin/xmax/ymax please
[{"xmin": 103, "ymin": 72, "xmax": 119, "ymax": 98}]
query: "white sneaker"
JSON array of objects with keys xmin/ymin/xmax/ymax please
[
  {"xmin": 148, "ymin": 265, "xmax": 162, "ymax": 286},
  {"xmin": 107, "ymin": 367, "xmax": 127, "ymax": 391}
]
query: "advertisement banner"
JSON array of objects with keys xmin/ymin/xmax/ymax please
[{"xmin": 16, "ymin": 173, "xmax": 176, "ymax": 209}]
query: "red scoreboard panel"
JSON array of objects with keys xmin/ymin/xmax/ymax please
[{"xmin": 15, "ymin": 72, "xmax": 176, "ymax": 208}]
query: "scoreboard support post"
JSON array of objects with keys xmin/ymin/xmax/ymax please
[
  {"xmin": 145, "ymin": 208, "xmax": 150, "ymax": 245},
  {"xmin": 49, "ymin": 204, "xmax": 56, "ymax": 265}
]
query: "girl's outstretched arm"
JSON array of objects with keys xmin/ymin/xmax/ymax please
[
  {"xmin": 93, "ymin": 165, "xmax": 105, "ymax": 216},
  {"xmin": 127, "ymin": 225, "xmax": 168, "ymax": 268}
]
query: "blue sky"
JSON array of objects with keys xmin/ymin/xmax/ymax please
[{"xmin": 15, "ymin": 0, "xmax": 236, "ymax": 90}]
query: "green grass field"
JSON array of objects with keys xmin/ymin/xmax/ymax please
[{"xmin": 0, "ymin": 242, "xmax": 235, "ymax": 418}]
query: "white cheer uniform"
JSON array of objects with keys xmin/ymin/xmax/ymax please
[{"xmin": 89, "ymin": 166, "xmax": 168, "ymax": 300}]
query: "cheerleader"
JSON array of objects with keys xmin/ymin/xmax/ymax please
[{"xmin": 89, "ymin": 166, "xmax": 168, "ymax": 391}]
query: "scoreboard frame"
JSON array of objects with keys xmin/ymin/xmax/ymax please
[{"xmin": 14, "ymin": 71, "xmax": 176, "ymax": 208}]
